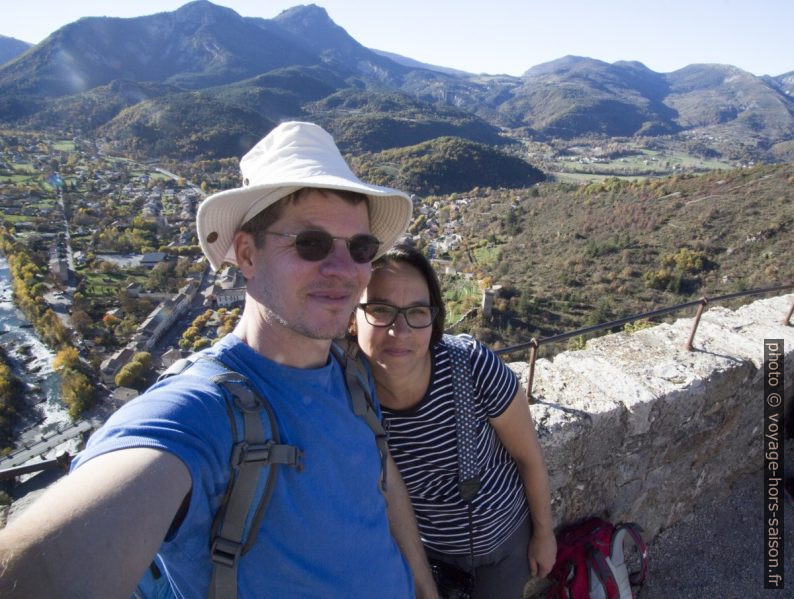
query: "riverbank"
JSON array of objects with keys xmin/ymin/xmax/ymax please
[{"xmin": 0, "ymin": 254, "xmax": 70, "ymax": 448}]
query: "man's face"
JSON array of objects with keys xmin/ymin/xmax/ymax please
[{"xmin": 245, "ymin": 190, "xmax": 373, "ymax": 342}]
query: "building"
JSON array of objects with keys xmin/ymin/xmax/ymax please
[
  {"xmin": 214, "ymin": 286, "xmax": 246, "ymax": 307},
  {"xmin": 99, "ymin": 345, "xmax": 136, "ymax": 384},
  {"xmin": 131, "ymin": 280, "xmax": 198, "ymax": 351},
  {"xmin": 140, "ymin": 252, "xmax": 170, "ymax": 269}
]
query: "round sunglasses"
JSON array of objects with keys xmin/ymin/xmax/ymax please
[{"xmin": 262, "ymin": 230, "xmax": 381, "ymax": 263}]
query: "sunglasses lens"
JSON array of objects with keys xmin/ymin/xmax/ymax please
[
  {"xmin": 348, "ymin": 235, "xmax": 380, "ymax": 263},
  {"xmin": 294, "ymin": 231, "xmax": 333, "ymax": 261}
]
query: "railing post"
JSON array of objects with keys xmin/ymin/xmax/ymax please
[
  {"xmin": 783, "ymin": 296, "xmax": 794, "ymax": 326},
  {"xmin": 685, "ymin": 297, "xmax": 708, "ymax": 351},
  {"xmin": 526, "ymin": 338, "xmax": 539, "ymax": 404}
]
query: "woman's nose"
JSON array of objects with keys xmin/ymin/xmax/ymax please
[{"xmin": 388, "ymin": 312, "xmax": 412, "ymax": 333}]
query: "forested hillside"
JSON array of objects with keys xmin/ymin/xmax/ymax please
[{"xmin": 418, "ymin": 163, "xmax": 793, "ymax": 354}]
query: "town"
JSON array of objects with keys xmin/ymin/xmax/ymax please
[{"xmin": 0, "ymin": 129, "xmax": 498, "ymax": 455}]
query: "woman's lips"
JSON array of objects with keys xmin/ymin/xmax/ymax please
[{"xmin": 383, "ymin": 347, "xmax": 411, "ymax": 357}]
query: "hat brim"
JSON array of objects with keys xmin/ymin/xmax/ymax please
[{"xmin": 197, "ymin": 175, "xmax": 413, "ymax": 271}]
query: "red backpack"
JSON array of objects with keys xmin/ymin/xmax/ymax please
[{"xmin": 546, "ymin": 517, "xmax": 648, "ymax": 599}]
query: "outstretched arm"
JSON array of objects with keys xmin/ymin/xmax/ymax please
[
  {"xmin": 491, "ymin": 386, "xmax": 557, "ymax": 578},
  {"xmin": 0, "ymin": 447, "xmax": 190, "ymax": 598},
  {"xmin": 384, "ymin": 453, "xmax": 439, "ymax": 599}
]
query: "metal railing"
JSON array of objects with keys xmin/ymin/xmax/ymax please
[
  {"xmin": 0, "ymin": 452, "xmax": 72, "ymax": 481},
  {"xmin": 494, "ymin": 283, "xmax": 794, "ymax": 401}
]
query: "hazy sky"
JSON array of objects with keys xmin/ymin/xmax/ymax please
[{"xmin": 2, "ymin": 0, "xmax": 792, "ymax": 77}]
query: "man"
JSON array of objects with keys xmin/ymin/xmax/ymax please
[{"xmin": 0, "ymin": 122, "xmax": 437, "ymax": 598}]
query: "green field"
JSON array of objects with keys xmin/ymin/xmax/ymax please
[
  {"xmin": 52, "ymin": 140, "xmax": 75, "ymax": 152},
  {"xmin": 551, "ymin": 172, "xmax": 646, "ymax": 184},
  {"xmin": 79, "ymin": 270, "xmax": 148, "ymax": 297},
  {"xmin": 543, "ymin": 147, "xmax": 736, "ymax": 182}
]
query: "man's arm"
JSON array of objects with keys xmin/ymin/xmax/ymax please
[
  {"xmin": 384, "ymin": 453, "xmax": 439, "ymax": 599},
  {"xmin": 0, "ymin": 447, "xmax": 190, "ymax": 598},
  {"xmin": 490, "ymin": 386, "xmax": 557, "ymax": 578}
]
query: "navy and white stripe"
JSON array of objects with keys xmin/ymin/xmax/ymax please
[{"xmin": 382, "ymin": 335, "xmax": 528, "ymax": 556}]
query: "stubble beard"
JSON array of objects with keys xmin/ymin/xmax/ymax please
[
  {"xmin": 262, "ymin": 304, "xmax": 350, "ymax": 340},
  {"xmin": 259, "ymin": 283, "xmax": 357, "ymax": 341}
]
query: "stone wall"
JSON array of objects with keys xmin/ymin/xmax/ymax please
[{"xmin": 506, "ymin": 293, "xmax": 794, "ymax": 539}]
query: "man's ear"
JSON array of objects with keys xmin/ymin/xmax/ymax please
[{"xmin": 233, "ymin": 231, "xmax": 257, "ymax": 279}]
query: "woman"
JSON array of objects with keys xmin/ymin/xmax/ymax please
[{"xmin": 353, "ymin": 244, "xmax": 556, "ymax": 598}]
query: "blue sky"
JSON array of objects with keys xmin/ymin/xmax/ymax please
[{"xmin": 2, "ymin": 0, "xmax": 792, "ymax": 76}]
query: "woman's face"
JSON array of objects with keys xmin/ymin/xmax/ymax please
[{"xmin": 355, "ymin": 261, "xmax": 434, "ymax": 378}]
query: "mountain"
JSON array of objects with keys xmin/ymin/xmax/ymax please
[
  {"xmin": 0, "ymin": 35, "xmax": 31, "ymax": 65},
  {"xmin": 775, "ymin": 71, "xmax": 794, "ymax": 97},
  {"xmin": 25, "ymin": 80, "xmax": 182, "ymax": 131},
  {"xmin": 0, "ymin": 1, "xmax": 318, "ymax": 98},
  {"xmin": 272, "ymin": 4, "xmax": 409, "ymax": 84},
  {"xmin": 349, "ymin": 136, "xmax": 545, "ymax": 195},
  {"xmin": 500, "ymin": 56, "xmax": 679, "ymax": 136},
  {"xmin": 0, "ymin": 1, "xmax": 791, "ymax": 165},
  {"xmin": 665, "ymin": 64, "xmax": 794, "ymax": 142},
  {"xmin": 370, "ymin": 49, "xmax": 471, "ymax": 77},
  {"xmin": 97, "ymin": 91, "xmax": 274, "ymax": 158},
  {"xmin": 306, "ymin": 89, "xmax": 507, "ymax": 152}
]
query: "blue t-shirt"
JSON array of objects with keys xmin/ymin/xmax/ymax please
[{"xmin": 73, "ymin": 334, "xmax": 414, "ymax": 598}]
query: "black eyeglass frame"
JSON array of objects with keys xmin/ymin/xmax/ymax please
[
  {"xmin": 261, "ymin": 230, "xmax": 381, "ymax": 264},
  {"xmin": 357, "ymin": 302, "xmax": 440, "ymax": 329}
]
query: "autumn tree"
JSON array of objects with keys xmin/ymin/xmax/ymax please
[{"xmin": 53, "ymin": 346, "xmax": 81, "ymax": 372}]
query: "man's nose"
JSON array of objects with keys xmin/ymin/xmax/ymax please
[{"xmin": 320, "ymin": 239, "xmax": 360, "ymax": 275}]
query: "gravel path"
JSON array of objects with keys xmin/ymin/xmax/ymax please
[
  {"xmin": 640, "ymin": 459, "xmax": 793, "ymax": 598},
  {"xmin": 525, "ymin": 443, "xmax": 794, "ymax": 599}
]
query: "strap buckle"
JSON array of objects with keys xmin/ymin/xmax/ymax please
[
  {"xmin": 210, "ymin": 537, "xmax": 242, "ymax": 567},
  {"xmin": 230, "ymin": 441, "xmax": 303, "ymax": 469}
]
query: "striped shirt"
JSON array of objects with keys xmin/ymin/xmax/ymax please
[{"xmin": 382, "ymin": 334, "xmax": 528, "ymax": 556}]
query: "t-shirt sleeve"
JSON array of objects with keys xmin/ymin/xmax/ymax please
[
  {"xmin": 70, "ymin": 375, "xmax": 233, "ymax": 535},
  {"xmin": 462, "ymin": 335, "xmax": 519, "ymax": 419}
]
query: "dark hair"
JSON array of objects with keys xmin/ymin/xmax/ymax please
[
  {"xmin": 240, "ymin": 187, "xmax": 370, "ymax": 247},
  {"xmin": 371, "ymin": 243, "xmax": 446, "ymax": 346}
]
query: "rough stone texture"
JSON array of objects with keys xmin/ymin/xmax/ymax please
[{"xmin": 506, "ymin": 293, "xmax": 794, "ymax": 540}]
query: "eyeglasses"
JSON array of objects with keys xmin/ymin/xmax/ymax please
[
  {"xmin": 358, "ymin": 303, "xmax": 439, "ymax": 329},
  {"xmin": 262, "ymin": 230, "xmax": 381, "ymax": 264}
]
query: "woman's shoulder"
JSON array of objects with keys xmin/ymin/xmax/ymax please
[{"xmin": 440, "ymin": 333, "xmax": 493, "ymax": 359}]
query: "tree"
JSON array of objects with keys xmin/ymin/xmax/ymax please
[
  {"xmin": 70, "ymin": 309, "xmax": 94, "ymax": 336},
  {"xmin": 61, "ymin": 368, "xmax": 95, "ymax": 419},
  {"xmin": 132, "ymin": 352, "xmax": 152, "ymax": 371},
  {"xmin": 53, "ymin": 347, "xmax": 80, "ymax": 372},
  {"xmin": 192, "ymin": 337, "xmax": 211, "ymax": 351},
  {"xmin": 115, "ymin": 362, "xmax": 142, "ymax": 388},
  {"xmin": 102, "ymin": 313, "xmax": 121, "ymax": 328}
]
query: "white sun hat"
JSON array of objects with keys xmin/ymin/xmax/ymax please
[{"xmin": 197, "ymin": 121, "xmax": 413, "ymax": 271}]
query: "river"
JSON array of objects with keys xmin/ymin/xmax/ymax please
[{"xmin": 0, "ymin": 254, "xmax": 71, "ymax": 443}]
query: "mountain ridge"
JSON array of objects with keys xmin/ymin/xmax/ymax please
[
  {"xmin": 0, "ymin": 1, "xmax": 791, "ymax": 164},
  {"xmin": 0, "ymin": 35, "xmax": 32, "ymax": 66}
]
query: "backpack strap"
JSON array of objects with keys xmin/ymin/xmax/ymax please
[
  {"xmin": 585, "ymin": 543, "xmax": 621, "ymax": 599},
  {"xmin": 442, "ymin": 334, "xmax": 481, "ymax": 501},
  {"xmin": 442, "ymin": 334, "xmax": 482, "ymax": 573},
  {"xmin": 330, "ymin": 340, "xmax": 389, "ymax": 493},
  {"xmin": 159, "ymin": 354, "xmax": 303, "ymax": 599},
  {"xmin": 611, "ymin": 523, "xmax": 648, "ymax": 587}
]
